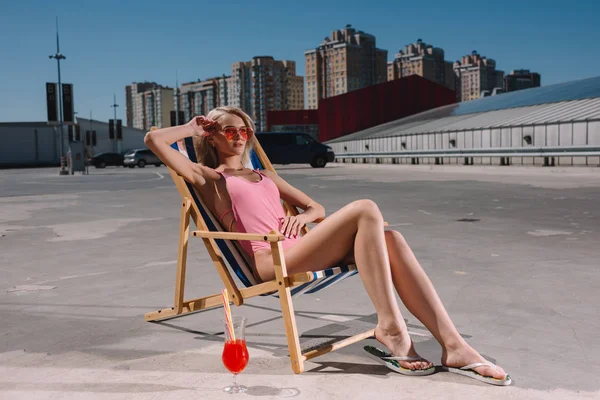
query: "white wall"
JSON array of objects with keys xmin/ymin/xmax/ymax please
[
  {"xmin": 329, "ymin": 121, "xmax": 600, "ymax": 167},
  {"xmin": 76, "ymin": 117, "xmax": 147, "ymax": 155},
  {"xmin": 0, "ymin": 119, "xmax": 147, "ymax": 167},
  {"xmin": 0, "ymin": 123, "xmax": 59, "ymax": 167}
]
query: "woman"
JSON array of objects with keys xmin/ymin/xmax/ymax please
[{"xmin": 144, "ymin": 106, "xmax": 511, "ymax": 386}]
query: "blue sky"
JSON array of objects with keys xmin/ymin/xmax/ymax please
[{"xmin": 1, "ymin": 0, "xmax": 598, "ymax": 123}]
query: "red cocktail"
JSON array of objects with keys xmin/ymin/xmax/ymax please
[
  {"xmin": 222, "ymin": 316, "xmax": 249, "ymax": 394},
  {"xmin": 222, "ymin": 339, "xmax": 249, "ymax": 374}
]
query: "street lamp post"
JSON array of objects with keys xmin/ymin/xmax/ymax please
[
  {"xmin": 49, "ymin": 17, "xmax": 68, "ymax": 175},
  {"xmin": 110, "ymin": 94, "xmax": 119, "ymax": 153}
]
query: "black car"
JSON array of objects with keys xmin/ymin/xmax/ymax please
[
  {"xmin": 255, "ymin": 132, "xmax": 335, "ymax": 168},
  {"xmin": 123, "ymin": 148, "xmax": 162, "ymax": 168},
  {"xmin": 88, "ymin": 152, "xmax": 124, "ymax": 168}
]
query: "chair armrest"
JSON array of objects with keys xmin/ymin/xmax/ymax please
[
  {"xmin": 312, "ymin": 217, "xmax": 389, "ymax": 226},
  {"xmin": 192, "ymin": 230, "xmax": 285, "ymax": 242}
]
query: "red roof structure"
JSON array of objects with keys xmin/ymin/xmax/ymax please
[{"xmin": 267, "ymin": 75, "xmax": 456, "ymax": 142}]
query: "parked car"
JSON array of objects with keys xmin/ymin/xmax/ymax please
[
  {"xmin": 88, "ymin": 152, "xmax": 124, "ymax": 168},
  {"xmin": 123, "ymin": 148, "xmax": 162, "ymax": 168},
  {"xmin": 255, "ymin": 132, "xmax": 335, "ymax": 168}
]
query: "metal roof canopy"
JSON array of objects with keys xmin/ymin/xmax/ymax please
[{"xmin": 328, "ymin": 76, "xmax": 600, "ymax": 143}]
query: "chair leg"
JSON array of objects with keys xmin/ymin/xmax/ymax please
[
  {"xmin": 271, "ymin": 240, "xmax": 304, "ymax": 374},
  {"xmin": 174, "ymin": 198, "xmax": 192, "ymax": 314}
]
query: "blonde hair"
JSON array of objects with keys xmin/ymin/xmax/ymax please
[{"xmin": 194, "ymin": 106, "xmax": 257, "ymax": 168}]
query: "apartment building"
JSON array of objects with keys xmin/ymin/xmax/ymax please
[
  {"xmin": 304, "ymin": 24, "xmax": 387, "ymax": 109},
  {"xmin": 387, "ymin": 39, "xmax": 455, "ymax": 91},
  {"xmin": 230, "ymin": 56, "xmax": 304, "ymax": 131},
  {"xmin": 125, "ymin": 82, "xmax": 157, "ymax": 127},
  {"xmin": 125, "ymin": 82, "xmax": 174, "ymax": 130},
  {"xmin": 177, "ymin": 75, "xmax": 234, "ymax": 122},
  {"xmin": 453, "ymin": 51, "xmax": 504, "ymax": 102},
  {"xmin": 504, "ymin": 69, "xmax": 541, "ymax": 92}
]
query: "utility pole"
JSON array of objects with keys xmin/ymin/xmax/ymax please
[
  {"xmin": 89, "ymin": 109, "xmax": 94, "ymax": 154},
  {"xmin": 175, "ymin": 71, "xmax": 180, "ymax": 115},
  {"xmin": 174, "ymin": 71, "xmax": 182, "ymax": 126},
  {"xmin": 110, "ymin": 93, "xmax": 119, "ymax": 153},
  {"xmin": 49, "ymin": 16, "xmax": 68, "ymax": 175}
]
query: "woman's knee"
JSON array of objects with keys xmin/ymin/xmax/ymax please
[
  {"xmin": 385, "ymin": 230, "xmax": 408, "ymax": 247},
  {"xmin": 351, "ymin": 199, "xmax": 383, "ymax": 223}
]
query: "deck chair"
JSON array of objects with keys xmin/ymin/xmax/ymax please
[{"xmin": 144, "ymin": 136, "xmax": 375, "ymax": 374}]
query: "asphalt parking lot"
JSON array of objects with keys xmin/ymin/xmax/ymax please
[{"xmin": 1, "ymin": 163, "xmax": 599, "ymax": 399}]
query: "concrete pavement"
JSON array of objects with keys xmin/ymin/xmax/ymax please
[{"xmin": 1, "ymin": 164, "xmax": 599, "ymax": 399}]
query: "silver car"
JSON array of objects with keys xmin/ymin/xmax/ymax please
[{"xmin": 123, "ymin": 149, "xmax": 162, "ymax": 168}]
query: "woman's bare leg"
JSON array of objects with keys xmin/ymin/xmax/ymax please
[
  {"xmin": 254, "ymin": 199, "xmax": 431, "ymax": 371},
  {"xmin": 384, "ymin": 230, "xmax": 507, "ymax": 379}
]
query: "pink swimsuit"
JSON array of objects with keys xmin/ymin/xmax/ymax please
[{"xmin": 216, "ymin": 170, "xmax": 299, "ymax": 257}]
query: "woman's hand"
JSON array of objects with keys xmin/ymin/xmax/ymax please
[
  {"xmin": 186, "ymin": 116, "xmax": 220, "ymax": 137},
  {"xmin": 279, "ymin": 215, "xmax": 307, "ymax": 238}
]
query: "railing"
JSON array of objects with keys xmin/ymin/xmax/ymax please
[{"xmin": 334, "ymin": 146, "xmax": 600, "ymax": 160}]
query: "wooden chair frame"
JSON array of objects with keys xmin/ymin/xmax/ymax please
[{"xmin": 144, "ymin": 141, "xmax": 374, "ymax": 374}]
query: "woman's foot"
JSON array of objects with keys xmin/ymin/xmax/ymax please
[
  {"xmin": 374, "ymin": 325, "xmax": 433, "ymax": 371},
  {"xmin": 442, "ymin": 343, "xmax": 508, "ymax": 380}
]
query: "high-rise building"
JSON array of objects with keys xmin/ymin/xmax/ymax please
[
  {"xmin": 177, "ymin": 75, "xmax": 234, "ymax": 122},
  {"xmin": 230, "ymin": 56, "xmax": 304, "ymax": 131},
  {"xmin": 453, "ymin": 51, "xmax": 505, "ymax": 102},
  {"xmin": 217, "ymin": 74, "xmax": 234, "ymax": 108},
  {"xmin": 504, "ymin": 69, "xmax": 541, "ymax": 93},
  {"xmin": 304, "ymin": 24, "xmax": 387, "ymax": 109},
  {"xmin": 287, "ymin": 74, "xmax": 305, "ymax": 111},
  {"xmin": 141, "ymin": 87, "xmax": 174, "ymax": 130},
  {"xmin": 125, "ymin": 82, "xmax": 157, "ymax": 127},
  {"xmin": 125, "ymin": 82, "xmax": 174, "ymax": 130},
  {"xmin": 387, "ymin": 39, "xmax": 455, "ymax": 91}
]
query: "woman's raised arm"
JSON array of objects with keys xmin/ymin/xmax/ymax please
[{"xmin": 144, "ymin": 117, "xmax": 220, "ymax": 186}]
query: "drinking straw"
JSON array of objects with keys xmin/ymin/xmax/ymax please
[{"xmin": 221, "ymin": 289, "xmax": 236, "ymax": 342}]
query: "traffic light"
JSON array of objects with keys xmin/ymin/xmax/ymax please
[
  {"xmin": 116, "ymin": 119, "xmax": 122, "ymax": 140},
  {"xmin": 86, "ymin": 130, "xmax": 91, "ymax": 146},
  {"xmin": 92, "ymin": 131, "xmax": 97, "ymax": 146},
  {"xmin": 109, "ymin": 119, "xmax": 115, "ymax": 139}
]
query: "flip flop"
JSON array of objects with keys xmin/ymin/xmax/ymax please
[
  {"xmin": 363, "ymin": 345, "xmax": 435, "ymax": 376},
  {"xmin": 442, "ymin": 362, "xmax": 512, "ymax": 386}
]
